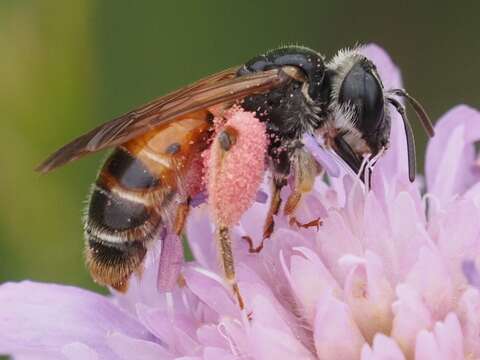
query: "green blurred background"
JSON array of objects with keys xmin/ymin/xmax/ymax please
[{"xmin": 0, "ymin": 1, "xmax": 478, "ymax": 293}]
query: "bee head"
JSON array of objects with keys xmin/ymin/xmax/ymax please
[
  {"xmin": 327, "ymin": 48, "xmax": 434, "ymax": 181},
  {"xmin": 328, "ymin": 50, "xmax": 389, "ymax": 159},
  {"xmin": 338, "ymin": 57, "xmax": 389, "ymax": 149}
]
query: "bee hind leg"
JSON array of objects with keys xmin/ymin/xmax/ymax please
[{"xmin": 217, "ymin": 225, "xmax": 245, "ymax": 310}]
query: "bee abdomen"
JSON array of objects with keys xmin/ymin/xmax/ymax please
[
  {"xmin": 103, "ymin": 147, "xmax": 160, "ymax": 190},
  {"xmin": 85, "ymin": 148, "xmax": 163, "ymax": 291},
  {"xmin": 85, "ymin": 234, "xmax": 147, "ymax": 292},
  {"xmin": 88, "ymin": 185, "xmax": 151, "ymax": 231}
]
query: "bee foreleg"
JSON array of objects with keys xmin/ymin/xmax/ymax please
[{"xmin": 217, "ymin": 225, "xmax": 245, "ymax": 310}]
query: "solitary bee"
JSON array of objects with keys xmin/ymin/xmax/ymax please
[{"xmin": 37, "ymin": 46, "xmax": 433, "ymax": 309}]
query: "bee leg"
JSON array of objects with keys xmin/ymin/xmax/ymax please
[
  {"xmin": 285, "ymin": 190, "xmax": 322, "ymax": 230},
  {"xmin": 173, "ymin": 199, "xmax": 190, "ymax": 236},
  {"xmin": 285, "ymin": 150, "xmax": 322, "ymax": 230},
  {"xmin": 217, "ymin": 225, "xmax": 245, "ymax": 310},
  {"xmin": 284, "ymin": 189, "xmax": 302, "ymax": 216},
  {"xmin": 242, "ymin": 177, "xmax": 285, "ymax": 253},
  {"xmin": 173, "ymin": 199, "xmax": 191, "ymax": 288},
  {"xmin": 263, "ymin": 178, "xmax": 285, "ymax": 239},
  {"xmin": 289, "ymin": 216, "xmax": 323, "ymax": 230}
]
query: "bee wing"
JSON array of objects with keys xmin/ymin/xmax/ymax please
[{"xmin": 37, "ymin": 67, "xmax": 290, "ymax": 173}]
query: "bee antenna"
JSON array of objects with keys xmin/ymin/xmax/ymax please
[
  {"xmin": 387, "ymin": 96, "xmax": 416, "ymax": 182},
  {"xmin": 387, "ymin": 89, "xmax": 435, "ymax": 137}
]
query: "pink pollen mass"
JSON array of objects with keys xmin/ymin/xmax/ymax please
[{"xmin": 206, "ymin": 108, "xmax": 267, "ymax": 226}]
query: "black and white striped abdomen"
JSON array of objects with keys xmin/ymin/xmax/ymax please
[{"xmin": 84, "ymin": 147, "xmax": 164, "ymax": 291}]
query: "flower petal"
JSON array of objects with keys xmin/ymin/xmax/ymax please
[
  {"xmin": 157, "ymin": 233, "xmax": 184, "ymax": 292},
  {"xmin": 203, "ymin": 347, "xmax": 237, "ymax": 360},
  {"xmin": 404, "ymin": 246, "xmax": 454, "ymax": 320},
  {"xmin": 196, "ymin": 324, "xmax": 231, "ymax": 350},
  {"xmin": 314, "ymin": 293, "xmax": 365, "ymax": 359},
  {"xmin": 426, "ymin": 105, "xmax": 480, "ymax": 200},
  {"xmin": 249, "ymin": 323, "xmax": 315, "ymax": 360},
  {"xmin": 361, "ymin": 334, "xmax": 405, "ymax": 360},
  {"xmin": 106, "ymin": 332, "xmax": 172, "ymax": 359},
  {"xmin": 389, "ymin": 191, "xmax": 428, "ymax": 279},
  {"xmin": 183, "ymin": 266, "xmax": 239, "ymax": 318},
  {"xmin": 462, "ymin": 260, "xmax": 480, "ymax": 288},
  {"xmin": 302, "ymin": 133, "xmax": 341, "ymax": 177},
  {"xmin": 61, "ymin": 342, "xmax": 99, "ymax": 360},
  {"xmin": 248, "ymin": 294, "xmax": 314, "ymax": 359},
  {"xmin": 414, "ymin": 329, "xmax": 442, "ymax": 360},
  {"xmin": 343, "ymin": 251, "xmax": 394, "ymax": 342},
  {"xmin": 0, "ymin": 281, "xmax": 151, "ymax": 359},
  {"xmin": 414, "ymin": 313, "xmax": 464, "ymax": 360},
  {"xmin": 185, "ymin": 206, "xmax": 217, "ymax": 272},
  {"xmin": 391, "ymin": 284, "xmax": 433, "ymax": 358},
  {"xmin": 281, "ymin": 247, "xmax": 341, "ymax": 323},
  {"xmin": 317, "ymin": 210, "xmax": 361, "ymax": 282},
  {"xmin": 136, "ymin": 303, "xmax": 187, "ymax": 352},
  {"xmin": 456, "ymin": 288, "xmax": 480, "ymax": 357},
  {"xmin": 433, "ymin": 199, "xmax": 480, "ymax": 287}
]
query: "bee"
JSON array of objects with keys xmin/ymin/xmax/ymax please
[{"xmin": 37, "ymin": 46, "xmax": 434, "ymax": 309}]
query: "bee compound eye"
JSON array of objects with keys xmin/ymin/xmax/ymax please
[{"xmin": 338, "ymin": 60, "xmax": 385, "ymax": 135}]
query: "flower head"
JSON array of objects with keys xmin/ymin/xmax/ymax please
[{"xmin": 2, "ymin": 44, "xmax": 480, "ymax": 359}]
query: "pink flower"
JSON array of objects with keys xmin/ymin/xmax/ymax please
[{"xmin": 1, "ymin": 44, "xmax": 480, "ymax": 359}]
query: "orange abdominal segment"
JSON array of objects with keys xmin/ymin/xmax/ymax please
[
  {"xmin": 123, "ymin": 110, "xmax": 212, "ymax": 192},
  {"xmin": 85, "ymin": 110, "xmax": 212, "ymax": 291}
]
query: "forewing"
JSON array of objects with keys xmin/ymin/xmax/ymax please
[{"xmin": 37, "ymin": 67, "xmax": 289, "ymax": 173}]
